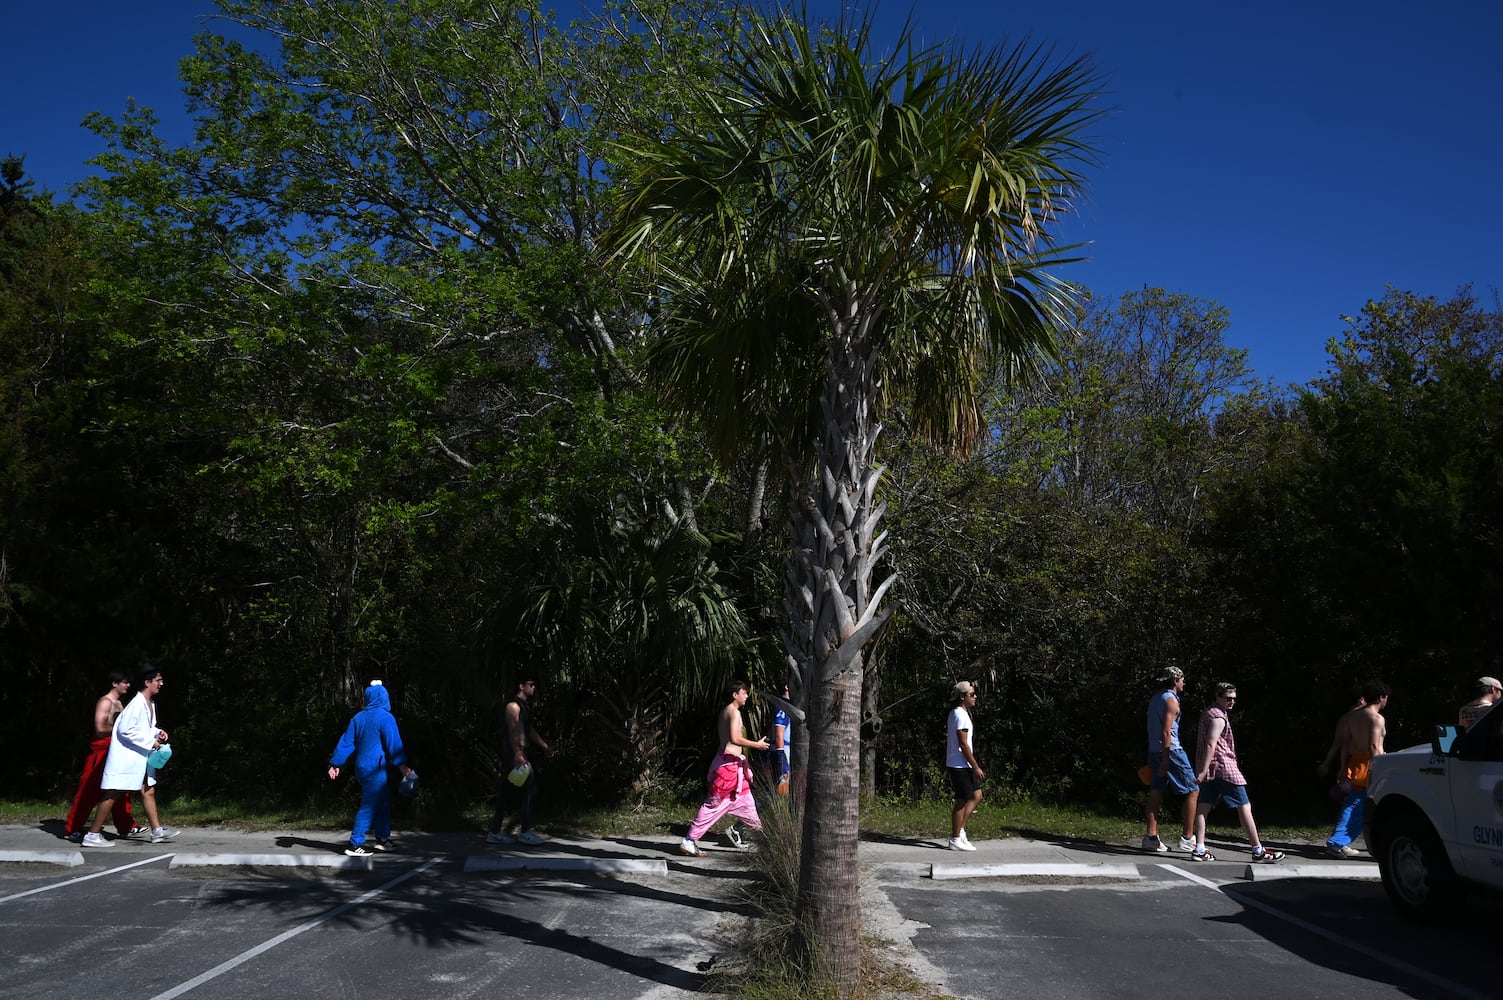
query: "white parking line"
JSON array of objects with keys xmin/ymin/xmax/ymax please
[
  {"xmin": 0, "ymin": 854, "xmax": 173, "ymax": 904},
  {"xmin": 1161, "ymin": 863, "xmax": 1491, "ymax": 1000},
  {"xmin": 147, "ymin": 856, "xmax": 445, "ymax": 1000}
]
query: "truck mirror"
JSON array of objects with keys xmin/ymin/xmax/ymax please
[{"xmin": 1432, "ymin": 724, "xmax": 1461, "ymax": 756}]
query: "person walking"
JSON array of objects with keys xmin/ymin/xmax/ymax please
[
  {"xmin": 1325, "ymin": 680, "xmax": 1389, "ymax": 858},
  {"xmin": 486, "ymin": 678, "xmax": 554, "ymax": 846},
  {"xmin": 946, "ymin": 680, "xmax": 983, "ymax": 851},
  {"xmin": 84, "ymin": 664, "xmax": 177, "ymax": 847},
  {"xmin": 1143, "ymin": 665, "xmax": 1199, "ymax": 854},
  {"xmin": 773, "ymin": 682, "xmax": 793, "ymax": 797},
  {"xmin": 1190, "ymin": 682, "xmax": 1284, "ymax": 864},
  {"xmin": 65, "ymin": 670, "xmax": 146, "ymax": 843},
  {"xmin": 327, "ymin": 680, "xmax": 413, "ymax": 858},
  {"xmin": 1458, "ymin": 676, "xmax": 1501, "ymax": 729},
  {"xmin": 679, "ymin": 680, "xmax": 769, "ymax": 857}
]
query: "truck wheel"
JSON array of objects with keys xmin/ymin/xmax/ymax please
[{"xmin": 1377, "ymin": 813, "xmax": 1463, "ymax": 923}]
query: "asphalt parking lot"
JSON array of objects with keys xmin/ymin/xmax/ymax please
[
  {"xmin": 3, "ymin": 826, "xmax": 1494, "ymax": 1000},
  {"xmin": 875, "ymin": 860, "xmax": 1501, "ymax": 1000}
]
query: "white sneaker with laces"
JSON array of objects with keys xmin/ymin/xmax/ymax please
[
  {"xmin": 150, "ymin": 827, "xmax": 180, "ymax": 844},
  {"xmin": 948, "ymin": 837, "xmax": 977, "ymax": 852},
  {"xmin": 1177, "ymin": 835, "xmax": 1197, "ymax": 852},
  {"xmin": 81, "ymin": 832, "xmax": 113, "ymax": 848}
]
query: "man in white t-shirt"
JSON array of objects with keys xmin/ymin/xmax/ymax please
[{"xmin": 946, "ymin": 680, "xmax": 984, "ymax": 851}]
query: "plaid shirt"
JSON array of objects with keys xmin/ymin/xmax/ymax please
[{"xmin": 1200, "ymin": 706, "xmax": 1247, "ymax": 785}]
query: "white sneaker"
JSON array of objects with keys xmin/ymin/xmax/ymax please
[
  {"xmin": 948, "ymin": 837, "xmax": 977, "ymax": 852},
  {"xmin": 81, "ymin": 832, "xmax": 113, "ymax": 848},
  {"xmin": 679, "ymin": 839, "xmax": 704, "ymax": 857},
  {"xmin": 1176, "ymin": 835, "xmax": 1197, "ymax": 852},
  {"xmin": 150, "ymin": 827, "xmax": 180, "ymax": 844},
  {"xmin": 485, "ymin": 831, "xmax": 516, "ymax": 845},
  {"xmin": 516, "ymin": 830, "xmax": 545, "ymax": 845},
  {"xmin": 958, "ymin": 829, "xmax": 972, "ymax": 845},
  {"xmin": 725, "ymin": 822, "xmax": 745, "ymax": 849}
]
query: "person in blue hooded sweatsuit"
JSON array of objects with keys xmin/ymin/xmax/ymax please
[{"xmin": 327, "ymin": 680, "xmax": 413, "ymax": 857}]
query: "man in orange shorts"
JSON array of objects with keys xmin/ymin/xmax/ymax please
[{"xmin": 1325, "ymin": 681, "xmax": 1389, "ymax": 858}]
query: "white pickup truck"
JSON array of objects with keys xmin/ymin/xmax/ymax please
[{"xmin": 1365, "ymin": 703, "xmax": 1503, "ymax": 921}]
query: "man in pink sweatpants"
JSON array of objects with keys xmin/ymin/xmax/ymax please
[{"xmin": 680, "ymin": 680, "xmax": 769, "ymax": 856}]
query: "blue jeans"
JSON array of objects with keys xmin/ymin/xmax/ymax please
[
  {"xmin": 350, "ymin": 767, "xmax": 391, "ymax": 846},
  {"xmin": 1327, "ymin": 788, "xmax": 1365, "ymax": 847}
]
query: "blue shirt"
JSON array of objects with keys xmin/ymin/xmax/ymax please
[{"xmin": 1146, "ymin": 689, "xmax": 1181, "ymax": 753}]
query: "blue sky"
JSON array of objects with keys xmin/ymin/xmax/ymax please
[{"xmin": 4, "ymin": 1, "xmax": 1500, "ymax": 388}]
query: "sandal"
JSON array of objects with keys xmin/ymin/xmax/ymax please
[{"xmin": 1190, "ymin": 847, "xmax": 1216, "ymax": 862}]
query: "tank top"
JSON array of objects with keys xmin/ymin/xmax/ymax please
[
  {"xmin": 502, "ymin": 697, "xmax": 531, "ymax": 759},
  {"xmin": 1146, "ymin": 689, "xmax": 1180, "ymax": 752}
]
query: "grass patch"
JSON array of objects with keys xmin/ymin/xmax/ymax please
[
  {"xmin": 858, "ymin": 793, "xmax": 1332, "ymax": 847},
  {"xmin": 1, "ymin": 791, "xmax": 1334, "ymax": 847}
]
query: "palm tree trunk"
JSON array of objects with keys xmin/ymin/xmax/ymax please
[{"xmin": 795, "ymin": 303, "xmax": 894, "ymax": 993}]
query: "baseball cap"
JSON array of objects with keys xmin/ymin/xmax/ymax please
[
  {"xmin": 1479, "ymin": 676, "xmax": 1502, "ymax": 692},
  {"xmin": 952, "ymin": 680, "xmax": 976, "ymax": 699}
]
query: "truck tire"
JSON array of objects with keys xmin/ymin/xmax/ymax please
[{"xmin": 1377, "ymin": 812, "xmax": 1464, "ymax": 923}]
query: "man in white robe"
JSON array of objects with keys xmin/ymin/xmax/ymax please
[{"xmin": 85, "ymin": 664, "xmax": 178, "ymax": 846}]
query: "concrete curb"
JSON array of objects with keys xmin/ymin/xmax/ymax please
[
  {"xmin": 930, "ymin": 862, "xmax": 1142, "ymax": 881},
  {"xmin": 1243, "ymin": 862, "xmax": 1381, "ymax": 882},
  {"xmin": 168, "ymin": 853, "xmax": 374, "ymax": 870},
  {"xmin": 463, "ymin": 856, "xmax": 669, "ymax": 875},
  {"xmin": 0, "ymin": 850, "xmax": 85, "ymax": 867}
]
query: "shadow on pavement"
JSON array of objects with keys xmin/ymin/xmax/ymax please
[{"xmin": 204, "ymin": 869, "xmax": 714, "ymax": 992}]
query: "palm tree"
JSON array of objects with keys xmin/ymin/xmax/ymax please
[{"xmin": 610, "ymin": 6, "xmax": 1101, "ymax": 991}]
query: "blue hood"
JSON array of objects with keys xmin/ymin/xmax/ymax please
[{"xmin": 364, "ymin": 683, "xmax": 391, "ymax": 712}]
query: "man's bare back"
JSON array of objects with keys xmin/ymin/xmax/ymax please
[
  {"xmin": 719, "ymin": 684, "xmax": 767, "ymax": 757},
  {"xmin": 1336, "ymin": 700, "xmax": 1387, "ymax": 769}
]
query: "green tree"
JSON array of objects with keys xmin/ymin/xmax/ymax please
[
  {"xmin": 25, "ymin": 0, "xmax": 754, "ymax": 806},
  {"xmin": 610, "ymin": 8, "xmax": 1102, "ymax": 988},
  {"xmin": 1204, "ymin": 286, "xmax": 1503, "ymax": 793},
  {"xmin": 872, "ymin": 289, "xmax": 1274, "ymax": 806}
]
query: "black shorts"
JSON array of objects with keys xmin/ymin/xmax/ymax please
[{"xmin": 947, "ymin": 766, "xmax": 981, "ymax": 800}]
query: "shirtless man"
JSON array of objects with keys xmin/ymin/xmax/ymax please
[
  {"xmin": 1325, "ymin": 680, "xmax": 1390, "ymax": 859},
  {"xmin": 65, "ymin": 670, "xmax": 145, "ymax": 842},
  {"xmin": 679, "ymin": 680, "xmax": 770, "ymax": 857},
  {"xmin": 1316, "ymin": 687, "xmax": 1365, "ymax": 780}
]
